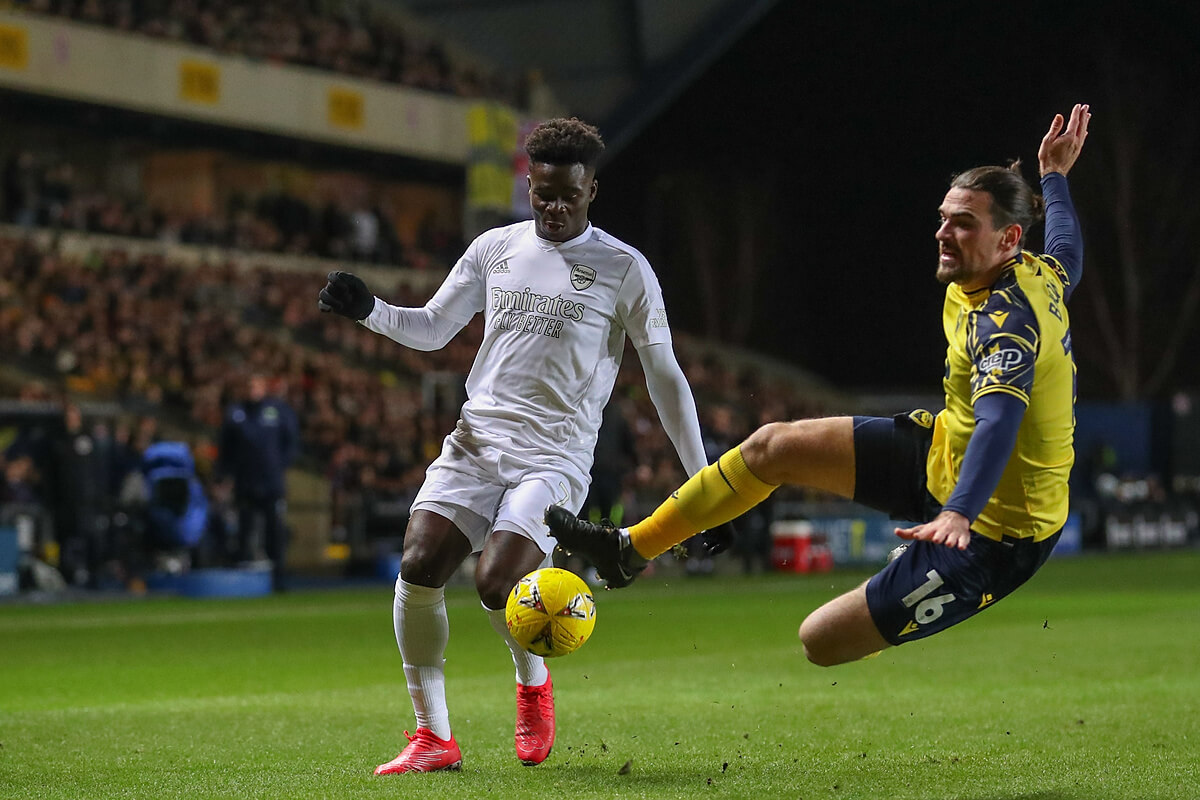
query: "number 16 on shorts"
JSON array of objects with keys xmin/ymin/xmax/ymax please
[{"xmin": 897, "ymin": 570, "xmax": 956, "ymax": 638}]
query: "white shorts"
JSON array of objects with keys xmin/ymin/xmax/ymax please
[{"xmin": 411, "ymin": 429, "xmax": 590, "ymax": 555}]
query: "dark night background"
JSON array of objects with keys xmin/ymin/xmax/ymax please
[{"xmin": 597, "ymin": 0, "xmax": 1200, "ymax": 400}]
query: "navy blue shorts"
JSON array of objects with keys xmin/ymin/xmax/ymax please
[{"xmin": 852, "ymin": 412, "xmax": 1060, "ymax": 646}]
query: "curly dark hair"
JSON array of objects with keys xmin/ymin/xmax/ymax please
[
  {"xmin": 950, "ymin": 160, "xmax": 1045, "ymax": 245},
  {"xmin": 524, "ymin": 117, "xmax": 605, "ymax": 169}
]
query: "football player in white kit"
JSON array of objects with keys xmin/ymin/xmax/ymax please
[{"xmin": 318, "ymin": 118, "xmax": 712, "ymax": 774}]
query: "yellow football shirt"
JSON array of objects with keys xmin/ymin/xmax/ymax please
[{"xmin": 926, "ymin": 252, "xmax": 1076, "ymax": 541}]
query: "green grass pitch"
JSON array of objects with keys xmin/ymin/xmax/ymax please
[{"xmin": 2, "ymin": 550, "xmax": 1197, "ymax": 799}]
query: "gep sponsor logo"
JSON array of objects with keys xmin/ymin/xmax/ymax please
[{"xmin": 979, "ymin": 348, "xmax": 1023, "ymax": 374}]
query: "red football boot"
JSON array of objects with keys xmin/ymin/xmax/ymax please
[
  {"xmin": 373, "ymin": 728, "xmax": 462, "ymax": 775},
  {"xmin": 514, "ymin": 671, "xmax": 555, "ymax": 765}
]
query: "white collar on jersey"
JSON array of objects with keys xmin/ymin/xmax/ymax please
[{"xmin": 533, "ymin": 222, "xmax": 594, "ymax": 250}]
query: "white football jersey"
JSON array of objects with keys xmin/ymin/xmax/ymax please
[{"xmin": 418, "ymin": 221, "xmax": 671, "ymax": 475}]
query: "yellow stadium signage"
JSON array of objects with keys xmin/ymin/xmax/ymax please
[
  {"xmin": 327, "ymin": 87, "xmax": 364, "ymax": 130},
  {"xmin": 179, "ymin": 60, "xmax": 221, "ymax": 105},
  {"xmin": 467, "ymin": 162, "xmax": 513, "ymax": 211},
  {"xmin": 0, "ymin": 24, "xmax": 29, "ymax": 71},
  {"xmin": 467, "ymin": 103, "xmax": 517, "ymax": 148},
  {"xmin": 466, "ymin": 103, "xmax": 519, "ymax": 212}
]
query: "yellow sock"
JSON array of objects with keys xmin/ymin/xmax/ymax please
[{"xmin": 629, "ymin": 446, "xmax": 778, "ymax": 558}]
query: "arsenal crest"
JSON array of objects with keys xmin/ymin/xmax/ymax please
[{"xmin": 570, "ymin": 264, "xmax": 596, "ymax": 291}]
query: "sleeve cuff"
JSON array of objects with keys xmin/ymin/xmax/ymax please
[{"xmin": 356, "ymin": 296, "xmax": 381, "ymax": 325}]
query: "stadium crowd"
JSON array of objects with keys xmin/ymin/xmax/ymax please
[
  {"xmin": 2, "ymin": 149, "xmax": 464, "ymax": 266},
  {"xmin": 11, "ymin": 0, "xmax": 526, "ymax": 107},
  {"xmin": 0, "ymin": 227, "xmax": 830, "ymax": 589}
]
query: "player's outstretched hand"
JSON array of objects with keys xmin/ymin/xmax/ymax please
[
  {"xmin": 318, "ymin": 271, "xmax": 375, "ymax": 320},
  {"xmin": 1038, "ymin": 103, "xmax": 1090, "ymax": 178},
  {"xmin": 701, "ymin": 521, "xmax": 737, "ymax": 556},
  {"xmin": 894, "ymin": 509, "xmax": 971, "ymax": 550}
]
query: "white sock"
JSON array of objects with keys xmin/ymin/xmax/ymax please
[
  {"xmin": 485, "ymin": 604, "xmax": 549, "ymax": 687},
  {"xmin": 394, "ymin": 578, "xmax": 451, "ymax": 740}
]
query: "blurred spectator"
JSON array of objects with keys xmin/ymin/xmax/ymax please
[
  {"xmin": 50, "ymin": 403, "xmax": 111, "ymax": 587},
  {"xmin": 350, "ymin": 205, "xmax": 379, "ymax": 262},
  {"xmin": 3, "ymin": 151, "xmax": 41, "ymax": 227},
  {"xmin": 2, "ymin": 453, "xmax": 40, "ymax": 504},
  {"xmin": 582, "ymin": 396, "xmax": 636, "ymax": 526},
  {"xmin": 41, "ymin": 162, "xmax": 77, "ymax": 226},
  {"xmin": 216, "ymin": 372, "xmax": 299, "ymax": 589},
  {"xmin": 141, "ymin": 441, "xmax": 209, "ymax": 551},
  {"xmin": 558, "ymin": 396, "xmax": 637, "ymax": 583}
]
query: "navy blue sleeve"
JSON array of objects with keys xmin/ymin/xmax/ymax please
[
  {"xmin": 940, "ymin": 392, "xmax": 1026, "ymax": 522},
  {"xmin": 1040, "ymin": 172, "xmax": 1083, "ymax": 300}
]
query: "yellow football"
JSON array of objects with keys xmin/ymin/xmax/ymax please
[{"xmin": 505, "ymin": 567, "xmax": 597, "ymax": 658}]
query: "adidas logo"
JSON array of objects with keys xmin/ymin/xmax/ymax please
[{"xmin": 494, "ymin": 261, "xmax": 510, "ymax": 274}]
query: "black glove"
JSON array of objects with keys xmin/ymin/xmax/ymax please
[
  {"xmin": 701, "ymin": 521, "xmax": 737, "ymax": 556},
  {"xmin": 318, "ymin": 271, "xmax": 375, "ymax": 321}
]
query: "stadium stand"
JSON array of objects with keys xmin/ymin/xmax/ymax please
[
  {"xmin": 9, "ymin": 0, "xmax": 525, "ymax": 107},
  {"xmin": 0, "ymin": 219, "xmax": 839, "ymax": 589},
  {"xmin": 2, "ymin": 147, "xmax": 464, "ymax": 266}
]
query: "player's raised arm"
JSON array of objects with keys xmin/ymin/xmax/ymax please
[
  {"xmin": 1039, "ymin": 104, "xmax": 1090, "ymax": 298},
  {"xmin": 1038, "ymin": 103, "xmax": 1090, "ymax": 178}
]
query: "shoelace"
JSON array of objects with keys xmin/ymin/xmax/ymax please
[
  {"xmin": 516, "ymin": 685, "xmax": 552, "ymax": 734},
  {"xmin": 398, "ymin": 730, "xmax": 451, "ymax": 766},
  {"xmin": 402, "ymin": 729, "xmax": 446, "ymax": 750}
]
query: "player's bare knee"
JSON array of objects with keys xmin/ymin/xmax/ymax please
[
  {"xmin": 802, "ymin": 643, "xmax": 841, "ymax": 667},
  {"xmin": 399, "ymin": 546, "xmax": 445, "ymax": 588},
  {"xmin": 741, "ymin": 421, "xmax": 794, "ymax": 483},
  {"xmin": 477, "ymin": 585, "xmax": 511, "ymax": 611},
  {"xmin": 798, "ymin": 616, "xmax": 835, "ymax": 667},
  {"xmin": 474, "ymin": 567, "xmax": 516, "ymax": 611}
]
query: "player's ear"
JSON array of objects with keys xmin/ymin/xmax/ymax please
[
  {"xmin": 1001, "ymin": 223, "xmax": 1022, "ymax": 252},
  {"xmin": 589, "ymin": 178, "xmax": 598, "ymax": 202}
]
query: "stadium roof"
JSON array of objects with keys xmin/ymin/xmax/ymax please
[{"xmin": 385, "ymin": 0, "xmax": 780, "ymax": 160}]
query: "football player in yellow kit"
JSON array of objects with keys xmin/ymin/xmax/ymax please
[{"xmin": 547, "ymin": 103, "xmax": 1091, "ymax": 665}]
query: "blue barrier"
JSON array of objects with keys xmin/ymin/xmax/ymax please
[
  {"xmin": 1052, "ymin": 512, "xmax": 1082, "ymax": 556},
  {"xmin": 788, "ymin": 508, "xmax": 1084, "ymax": 566},
  {"xmin": 803, "ymin": 512, "xmax": 900, "ymax": 566},
  {"xmin": 0, "ymin": 526, "xmax": 17, "ymax": 595},
  {"xmin": 375, "ymin": 552, "xmax": 403, "ymax": 582},
  {"xmin": 145, "ymin": 567, "xmax": 272, "ymax": 598}
]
